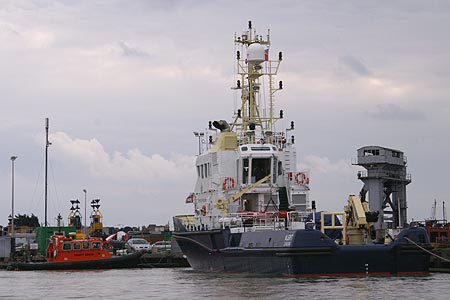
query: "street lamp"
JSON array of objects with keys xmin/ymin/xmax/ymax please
[
  {"xmin": 10, "ymin": 156, "xmax": 18, "ymax": 236},
  {"xmin": 83, "ymin": 189, "xmax": 87, "ymax": 234},
  {"xmin": 193, "ymin": 132, "xmax": 204, "ymax": 155}
]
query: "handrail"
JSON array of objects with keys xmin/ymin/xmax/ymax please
[{"xmin": 320, "ymin": 212, "xmax": 346, "ymax": 244}]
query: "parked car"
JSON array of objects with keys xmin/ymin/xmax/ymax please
[
  {"xmin": 125, "ymin": 238, "xmax": 151, "ymax": 253},
  {"xmin": 151, "ymin": 241, "xmax": 171, "ymax": 253}
]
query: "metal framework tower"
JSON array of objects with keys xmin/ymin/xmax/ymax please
[{"xmin": 355, "ymin": 146, "xmax": 411, "ymax": 242}]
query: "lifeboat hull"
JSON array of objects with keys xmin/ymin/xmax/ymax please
[{"xmin": 8, "ymin": 252, "xmax": 144, "ymax": 271}]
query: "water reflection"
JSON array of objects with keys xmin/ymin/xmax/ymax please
[{"xmin": 0, "ymin": 268, "xmax": 448, "ymax": 300}]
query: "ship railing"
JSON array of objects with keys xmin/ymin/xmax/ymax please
[
  {"xmin": 286, "ymin": 211, "xmax": 310, "ymax": 230},
  {"xmin": 252, "ymin": 223, "xmax": 285, "ymax": 231},
  {"xmin": 319, "ymin": 211, "xmax": 347, "ymax": 244},
  {"xmin": 220, "ymin": 212, "xmax": 288, "ymax": 231},
  {"xmin": 287, "ymin": 211, "xmax": 310, "ymax": 222},
  {"xmin": 357, "ymin": 170, "xmax": 412, "ymax": 182}
]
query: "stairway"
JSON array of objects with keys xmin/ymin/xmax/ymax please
[{"xmin": 278, "ymin": 187, "xmax": 289, "ymax": 211}]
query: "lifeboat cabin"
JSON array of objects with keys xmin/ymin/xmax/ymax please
[{"xmin": 46, "ymin": 234, "xmax": 111, "ymax": 262}]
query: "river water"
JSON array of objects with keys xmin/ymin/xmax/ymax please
[{"xmin": 0, "ymin": 268, "xmax": 449, "ymax": 299}]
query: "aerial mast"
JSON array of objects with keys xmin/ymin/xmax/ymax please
[
  {"xmin": 443, "ymin": 201, "xmax": 447, "ymax": 223},
  {"xmin": 44, "ymin": 118, "xmax": 51, "ymax": 227},
  {"xmin": 431, "ymin": 199, "xmax": 437, "ymax": 220},
  {"xmin": 232, "ymin": 20, "xmax": 282, "ymax": 143}
]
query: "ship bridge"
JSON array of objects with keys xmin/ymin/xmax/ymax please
[{"xmin": 239, "ymin": 144, "xmax": 280, "ymax": 185}]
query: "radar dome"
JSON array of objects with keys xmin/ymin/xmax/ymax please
[{"xmin": 247, "ymin": 43, "xmax": 266, "ymax": 65}]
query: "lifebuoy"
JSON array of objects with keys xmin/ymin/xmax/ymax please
[
  {"xmin": 222, "ymin": 177, "xmax": 235, "ymax": 190},
  {"xmin": 201, "ymin": 205, "xmax": 207, "ymax": 216},
  {"xmin": 294, "ymin": 172, "xmax": 302, "ymax": 184},
  {"xmin": 295, "ymin": 172, "xmax": 310, "ymax": 185}
]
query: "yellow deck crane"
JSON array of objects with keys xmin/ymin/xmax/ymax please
[
  {"xmin": 344, "ymin": 195, "xmax": 379, "ymax": 244},
  {"xmin": 214, "ymin": 175, "xmax": 272, "ymax": 215}
]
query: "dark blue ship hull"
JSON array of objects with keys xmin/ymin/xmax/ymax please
[{"xmin": 173, "ymin": 227, "xmax": 430, "ymax": 276}]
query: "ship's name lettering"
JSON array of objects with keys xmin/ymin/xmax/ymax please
[{"xmin": 284, "ymin": 233, "xmax": 293, "ymax": 241}]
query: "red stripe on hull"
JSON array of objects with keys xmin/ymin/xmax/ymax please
[
  {"xmin": 285, "ymin": 271, "xmax": 428, "ymax": 278},
  {"xmin": 397, "ymin": 271, "xmax": 429, "ymax": 276}
]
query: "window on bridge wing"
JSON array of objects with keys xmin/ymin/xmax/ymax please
[
  {"xmin": 243, "ymin": 158, "xmax": 249, "ymax": 184},
  {"xmin": 251, "ymin": 158, "xmax": 271, "ymax": 183}
]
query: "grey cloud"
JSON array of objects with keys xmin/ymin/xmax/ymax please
[
  {"xmin": 340, "ymin": 55, "xmax": 372, "ymax": 76},
  {"xmin": 0, "ymin": 22, "xmax": 19, "ymax": 35},
  {"xmin": 366, "ymin": 103, "xmax": 425, "ymax": 121},
  {"xmin": 117, "ymin": 41, "xmax": 152, "ymax": 58}
]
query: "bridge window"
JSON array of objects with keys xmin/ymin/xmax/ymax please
[
  {"xmin": 273, "ymin": 157, "xmax": 277, "ymax": 183},
  {"xmin": 363, "ymin": 149, "xmax": 380, "ymax": 156},
  {"xmin": 278, "ymin": 161, "xmax": 283, "ymax": 176},
  {"xmin": 251, "ymin": 158, "xmax": 271, "ymax": 183},
  {"xmin": 392, "ymin": 151, "xmax": 400, "ymax": 158},
  {"xmin": 91, "ymin": 242, "xmax": 101, "ymax": 249},
  {"xmin": 243, "ymin": 158, "xmax": 249, "ymax": 184}
]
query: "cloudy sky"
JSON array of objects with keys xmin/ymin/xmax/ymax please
[{"xmin": 1, "ymin": 0, "xmax": 449, "ymax": 228}]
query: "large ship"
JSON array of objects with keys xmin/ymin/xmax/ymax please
[{"xmin": 173, "ymin": 21, "xmax": 431, "ymax": 276}]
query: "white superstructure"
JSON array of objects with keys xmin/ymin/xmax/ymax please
[{"xmin": 186, "ymin": 21, "xmax": 310, "ymax": 231}]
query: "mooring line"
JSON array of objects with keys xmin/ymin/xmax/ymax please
[{"xmin": 404, "ymin": 237, "xmax": 450, "ymax": 263}]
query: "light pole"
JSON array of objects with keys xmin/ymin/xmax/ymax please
[
  {"xmin": 83, "ymin": 189, "xmax": 87, "ymax": 234},
  {"xmin": 10, "ymin": 156, "xmax": 18, "ymax": 236},
  {"xmin": 193, "ymin": 132, "xmax": 204, "ymax": 155}
]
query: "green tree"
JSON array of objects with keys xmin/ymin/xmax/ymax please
[{"xmin": 14, "ymin": 214, "xmax": 40, "ymax": 228}]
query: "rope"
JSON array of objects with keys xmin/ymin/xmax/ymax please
[
  {"xmin": 404, "ymin": 237, "xmax": 450, "ymax": 263},
  {"xmin": 172, "ymin": 234, "xmax": 218, "ymax": 253}
]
